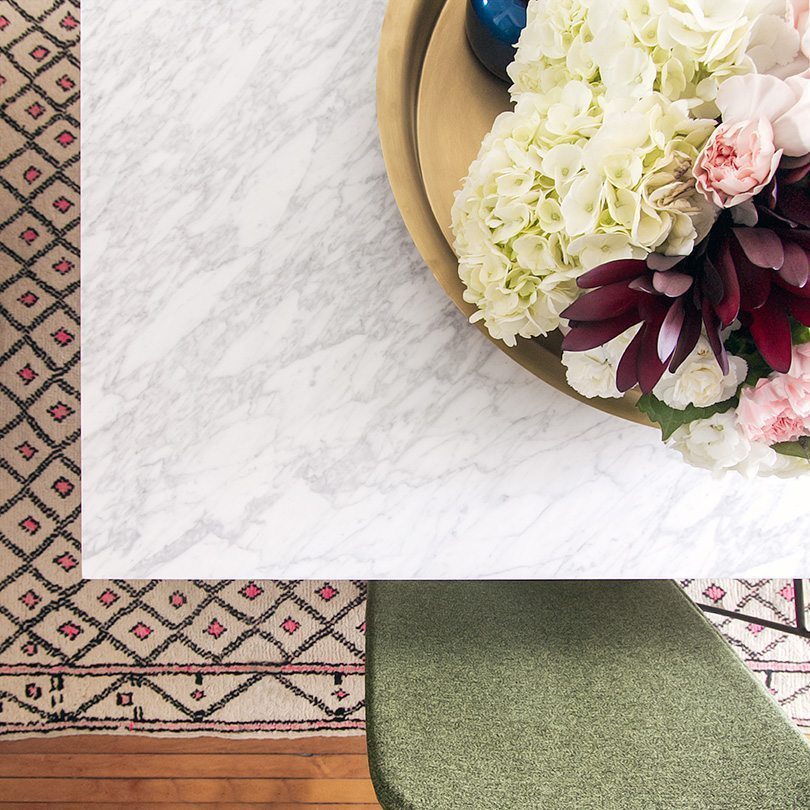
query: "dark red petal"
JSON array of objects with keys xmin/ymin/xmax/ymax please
[
  {"xmin": 782, "ymin": 161, "xmax": 810, "ymax": 184},
  {"xmin": 736, "ymin": 258, "xmax": 772, "ymax": 311},
  {"xmin": 576, "ymin": 259, "xmax": 647, "ymax": 289},
  {"xmin": 702, "ymin": 300, "xmax": 729, "ymax": 375},
  {"xmin": 637, "ymin": 319, "xmax": 669, "ymax": 394},
  {"xmin": 657, "ymin": 297, "xmax": 684, "ymax": 362},
  {"xmin": 561, "ymin": 311, "xmax": 642, "ymax": 351},
  {"xmin": 702, "ymin": 258, "xmax": 724, "ymax": 305},
  {"xmin": 733, "ymin": 227, "xmax": 784, "ymax": 269},
  {"xmin": 779, "ymin": 240, "xmax": 810, "ymax": 288},
  {"xmin": 749, "ymin": 297, "xmax": 792, "ymax": 373},
  {"xmin": 561, "ymin": 283, "xmax": 640, "ymax": 322},
  {"xmin": 647, "ymin": 254, "xmax": 683, "ymax": 271},
  {"xmin": 714, "ymin": 238, "xmax": 741, "ymax": 325},
  {"xmin": 629, "ymin": 275, "xmax": 656, "ymax": 294},
  {"xmin": 778, "ymin": 184, "xmax": 810, "ymax": 227},
  {"xmin": 787, "ymin": 296, "xmax": 810, "ymax": 326},
  {"xmin": 668, "ymin": 304, "xmax": 702, "ymax": 372},
  {"xmin": 616, "ymin": 328, "xmax": 644, "ymax": 392}
]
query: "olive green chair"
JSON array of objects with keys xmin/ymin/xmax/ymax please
[{"xmin": 366, "ymin": 581, "xmax": 810, "ymax": 810}]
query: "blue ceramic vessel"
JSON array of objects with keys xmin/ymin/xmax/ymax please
[{"xmin": 465, "ymin": 0, "xmax": 528, "ymax": 82}]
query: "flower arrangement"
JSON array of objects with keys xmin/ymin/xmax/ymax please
[{"xmin": 452, "ymin": 0, "xmax": 810, "ymax": 477}]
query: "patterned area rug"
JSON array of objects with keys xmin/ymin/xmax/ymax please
[{"xmin": 0, "ymin": 0, "xmax": 808, "ymax": 739}]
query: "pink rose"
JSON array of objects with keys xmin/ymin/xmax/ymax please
[
  {"xmin": 737, "ymin": 344, "xmax": 810, "ymax": 445},
  {"xmin": 693, "ymin": 118, "xmax": 782, "ymax": 208}
]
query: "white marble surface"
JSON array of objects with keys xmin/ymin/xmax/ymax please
[{"xmin": 82, "ymin": 0, "xmax": 809, "ymax": 580}]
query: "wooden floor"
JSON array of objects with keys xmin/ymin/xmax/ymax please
[{"xmin": 0, "ymin": 734, "xmax": 381, "ymax": 808}]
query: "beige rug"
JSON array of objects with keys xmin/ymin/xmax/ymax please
[{"xmin": 0, "ymin": 0, "xmax": 807, "ymax": 739}]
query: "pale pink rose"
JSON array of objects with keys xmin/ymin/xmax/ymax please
[
  {"xmin": 693, "ymin": 119, "xmax": 782, "ymax": 208},
  {"xmin": 716, "ymin": 73, "xmax": 810, "ymax": 157},
  {"xmin": 737, "ymin": 344, "xmax": 810, "ymax": 445},
  {"xmin": 789, "ymin": 341, "xmax": 810, "ymax": 378}
]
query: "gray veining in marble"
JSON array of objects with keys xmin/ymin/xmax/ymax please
[{"xmin": 82, "ymin": 0, "xmax": 809, "ymax": 579}]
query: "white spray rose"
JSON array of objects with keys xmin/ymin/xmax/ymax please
[
  {"xmin": 562, "ymin": 326, "xmax": 640, "ymax": 399},
  {"xmin": 667, "ymin": 411, "xmax": 753, "ymax": 474},
  {"xmin": 653, "ymin": 338, "xmax": 747, "ymax": 409}
]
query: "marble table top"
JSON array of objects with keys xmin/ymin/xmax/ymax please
[{"xmin": 82, "ymin": 0, "xmax": 809, "ymax": 580}]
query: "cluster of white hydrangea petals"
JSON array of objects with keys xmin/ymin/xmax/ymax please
[
  {"xmin": 452, "ymin": 82, "xmax": 715, "ymax": 345},
  {"xmin": 508, "ymin": 0, "xmax": 795, "ymax": 115}
]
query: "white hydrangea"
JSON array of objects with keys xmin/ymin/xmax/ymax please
[
  {"xmin": 653, "ymin": 337, "xmax": 747, "ymax": 409},
  {"xmin": 510, "ymin": 0, "xmax": 799, "ymax": 115},
  {"xmin": 451, "ymin": 90, "xmax": 714, "ymax": 344},
  {"xmin": 667, "ymin": 410, "xmax": 810, "ymax": 477},
  {"xmin": 563, "ymin": 326, "xmax": 641, "ymax": 398}
]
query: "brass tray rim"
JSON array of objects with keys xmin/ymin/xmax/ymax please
[{"xmin": 375, "ymin": 0, "xmax": 652, "ymax": 427}]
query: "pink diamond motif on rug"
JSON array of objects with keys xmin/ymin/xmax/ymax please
[
  {"xmin": 281, "ymin": 617, "xmax": 300, "ymax": 635},
  {"xmin": 18, "ymin": 290, "xmax": 38, "ymax": 306},
  {"xmin": 131, "ymin": 622, "xmax": 153, "ymax": 640},
  {"xmin": 52, "ymin": 259, "xmax": 74, "ymax": 275},
  {"xmin": 17, "ymin": 365, "xmax": 38, "ymax": 384},
  {"xmin": 19, "ymin": 516, "xmax": 40, "ymax": 535},
  {"xmin": 206, "ymin": 619, "xmax": 227, "ymax": 639},
  {"xmin": 779, "ymin": 583, "xmax": 795, "ymax": 601},
  {"xmin": 19, "ymin": 590, "xmax": 41, "ymax": 610},
  {"xmin": 98, "ymin": 589, "xmax": 119, "ymax": 608},
  {"xmin": 53, "ymin": 552, "xmax": 78, "ymax": 571},
  {"xmin": 52, "ymin": 196, "xmax": 73, "ymax": 213},
  {"xmin": 240, "ymin": 582, "xmax": 263, "ymax": 601},
  {"xmin": 48, "ymin": 402, "xmax": 74, "ymax": 422},
  {"xmin": 58, "ymin": 622, "xmax": 82, "ymax": 640},
  {"xmin": 55, "ymin": 130, "xmax": 75, "ymax": 147},
  {"xmin": 747, "ymin": 623, "xmax": 765, "ymax": 635},
  {"xmin": 52, "ymin": 477, "xmax": 75, "ymax": 498},
  {"xmin": 191, "ymin": 690, "xmax": 205, "ymax": 701},
  {"xmin": 317, "ymin": 583, "xmax": 339, "ymax": 601},
  {"xmin": 703, "ymin": 584, "xmax": 726, "ymax": 603},
  {"xmin": 169, "ymin": 590, "xmax": 187, "ymax": 608},
  {"xmin": 16, "ymin": 441, "xmax": 37, "ymax": 460},
  {"xmin": 51, "ymin": 327, "xmax": 74, "ymax": 346}
]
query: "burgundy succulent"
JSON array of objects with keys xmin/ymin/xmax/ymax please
[{"xmin": 561, "ymin": 159, "xmax": 810, "ymax": 393}]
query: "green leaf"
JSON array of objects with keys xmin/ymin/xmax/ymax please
[
  {"xmin": 636, "ymin": 393, "xmax": 738, "ymax": 442},
  {"xmin": 773, "ymin": 437, "xmax": 810, "ymax": 460},
  {"xmin": 723, "ymin": 329, "xmax": 772, "ymax": 387},
  {"xmin": 791, "ymin": 322, "xmax": 810, "ymax": 345}
]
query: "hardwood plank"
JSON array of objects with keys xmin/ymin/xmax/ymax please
[
  {"xmin": 0, "ymin": 735, "xmax": 368, "ymax": 755},
  {"xmin": 0, "ymin": 778, "xmax": 380, "ymax": 803},
  {"xmin": 5, "ymin": 805, "xmax": 381, "ymax": 810},
  {"xmin": 0, "ymin": 753, "xmax": 370, "ymax": 779}
]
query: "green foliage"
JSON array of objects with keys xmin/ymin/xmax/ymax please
[
  {"xmin": 636, "ymin": 393, "xmax": 737, "ymax": 442},
  {"xmin": 773, "ymin": 437, "xmax": 810, "ymax": 461},
  {"xmin": 792, "ymin": 322, "xmax": 810, "ymax": 345},
  {"xmin": 723, "ymin": 329, "xmax": 772, "ymax": 387}
]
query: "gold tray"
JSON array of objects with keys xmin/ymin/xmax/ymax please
[{"xmin": 376, "ymin": 0, "xmax": 651, "ymax": 426}]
